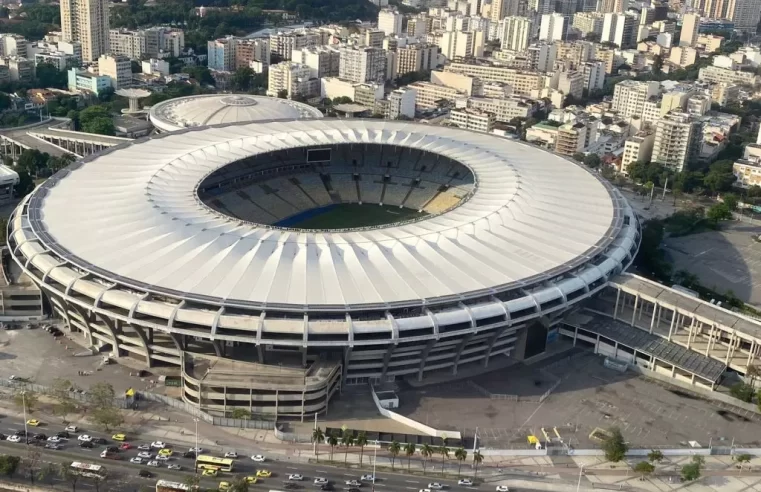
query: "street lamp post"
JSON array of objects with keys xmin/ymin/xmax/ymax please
[
  {"xmin": 21, "ymin": 391, "xmax": 28, "ymax": 445},
  {"xmin": 371, "ymin": 441, "xmax": 378, "ymax": 492},
  {"xmin": 194, "ymin": 418, "xmax": 199, "ymax": 472},
  {"xmin": 576, "ymin": 464, "xmax": 585, "ymax": 492}
]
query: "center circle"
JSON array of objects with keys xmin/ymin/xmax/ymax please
[
  {"xmin": 219, "ymin": 95, "xmax": 259, "ymax": 107},
  {"xmin": 196, "ymin": 143, "xmax": 476, "ymax": 231}
]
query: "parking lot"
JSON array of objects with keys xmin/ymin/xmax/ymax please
[{"xmin": 396, "ymin": 351, "xmax": 761, "ymax": 450}]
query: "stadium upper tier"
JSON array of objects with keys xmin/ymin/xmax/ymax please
[
  {"xmin": 148, "ymin": 94, "xmax": 323, "ymax": 132},
  {"xmin": 9, "ymin": 121, "xmax": 639, "ymax": 371}
]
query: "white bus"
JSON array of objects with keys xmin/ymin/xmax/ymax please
[
  {"xmin": 156, "ymin": 479, "xmax": 191, "ymax": 492},
  {"xmin": 69, "ymin": 462, "xmax": 107, "ymax": 479}
]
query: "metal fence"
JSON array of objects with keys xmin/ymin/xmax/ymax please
[
  {"xmin": 0, "ymin": 379, "xmax": 130, "ymax": 409},
  {"xmin": 274, "ymin": 425, "xmax": 312, "ymax": 443},
  {"xmin": 138, "ymin": 392, "xmax": 275, "ymax": 430}
]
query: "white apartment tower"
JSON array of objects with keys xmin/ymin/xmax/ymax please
[
  {"xmin": 60, "ymin": 0, "xmax": 109, "ymax": 62},
  {"xmin": 266, "ymin": 61, "xmax": 314, "ymax": 99},
  {"xmin": 601, "ymin": 12, "xmax": 636, "ymax": 48},
  {"xmin": 98, "ymin": 54, "xmax": 131, "ymax": 89},
  {"xmin": 339, "ymin": 46, "xmax": 387, "ymax": 84},
  {"xmin": 680, "ymin": 13, "xmax": 699, "ymax": 47},
  {"xmin": 378, "ymin": 9, "xmax": 404, "ymax": 36},
  {"xmin": 539, "ymin": 13, "xmax": 566, "ymax": 42},
  {"xmin": 611, "ymin": 80, "xmax": 660, "ymax": 119},
  {"xmin": 501, "ymin": 17, "xmax": 532, "ymax": 51},
  {"xmin": 652, "ymin": 112, "xmax": 701, "ymax": 172}
]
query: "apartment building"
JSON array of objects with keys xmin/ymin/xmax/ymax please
[
  {"xmin": 444, "ymin": 63, "xmax": 545, "ymax": 96},
  {"xmin": 703, "ymin": 0, "xmax": 761, "ymax": 32},
  {"xmin": 651, "ymin": 112, "xmax": 702, "ymax": 172},
  {"xmin": 269, "ymin": 30, "xmax": 327, "ymax": 61},
  {"xmin": 733, "ymin": 159, "xmax": 761, "ymax": 188},
  {"xmin": 387, "ymin": 87, "xmax": 416, "ymax": 119},
  {"xmin": 680, "ymin": 13, "xmax": 699, "ymax": 47},
  {"xmin": 621, "ymin": 130, "xmax": 655, "ymax": 173},
  {"xmin": 601, "ymin": 12, "xmax": 636, "ymax": 48},
  {"xmin": 450, "ymin": 108, "xmax": 495, "ymax": 133},
  {"xmin": 60, "ymin": 0, "xmax": 109, "ymax": 62},
  {"xmin": 292, "ymin": 46, "xmax": 339, "ymax": 78},
  {"xmin": 339, "ymin": 46, "xmax": 386, "ymax": 84},
  {"xmin": 109, "ymin": 27, "xmax": 185, "ymax": 60},
  {"xmin": 208, "ymin": 37, "xmax": 236, "ymax": 72},
  {"xmin": 539, "ymin": 13, "xmax": 566, "ymax": 42},
  {"xmin": 699, "ymin": 65, "xmax": 760, "ymax": 86},
  {"xmin": 266, "ymin": 61, "xmax": 316, "ymax": 99},
  {"xmin": 408, "ymin": 81, "xmax": 466, "ymax": 109},
  {"xmin": 431, "ymin": 70, "xmax": 483, "ymax": 96},
  {"xmin": 581, "ymin": 61, "xmax": 605, "ymax": 91},
  {"xmin": 236, "ymin": 38, "xmax": 270, "ymax": 72},
  {"xmin": 0, "ymin": 57, "xmax": 33, "ymax": 83},
  {"xmin": 611, "ymin": 80, "xmax": 660, "ymax": 119},
  {"xmin": 0, "ymin": 34, "xmax": 27, "ymax": 58},
  {"xmin": 572, "ymin": 12, "xmax": 605, "ymax": 37},
  {"xmin": 463, "ymin": 96, "xmax": 536, "ymax": 121},
  {"xmin": 396, "ymin": 44, "xmax": 438, "ymax": 76},
  {"xmin": 501, "ymin": 16, "xmax": 532, "ymax": 51},
  {"xmin": 669, "ymin": 46, "xmax": 697, "ymax": 67},
  {"xmin": 378, "ymin": 9, "xmax": 404, "ymax": 36},
  {"xmin": 67, "ymin": 68, "xmax": 111, "ymax": 94},
  {"xmin": 407, "ymin": 15, "xmax": 430, "ymax": 37},
  {"xmin": 98, "ymin": 54, "xmax": 131, "ymax": 89},
  {"xmin": 439, "ymin": 30, "xmax": 484, "ymax": 60},
  {"xmin": 554, "ymin": 122, "xmax": 588, "ymax": 156}
]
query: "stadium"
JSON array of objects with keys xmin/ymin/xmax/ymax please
[{"xmin": 8, "ymin": 119, "xmax": 640, "ymax": 419}]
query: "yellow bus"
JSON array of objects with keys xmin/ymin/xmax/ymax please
[{"xmin": 195, "ymin": 455, "xmax": 234, "ymax": 472}]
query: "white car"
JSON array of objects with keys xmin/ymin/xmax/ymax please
[
  {"xmin": 251, "ymin": 454, "xmax": 266, "ymax": 462},
  {"xmin": 419, "ymin": 489, "xmax": 432, "ymax": 492},
  {"xmin": 224, "ymin": 451, "xmax": 238, "ymax": 458},
  {"xmin": 150, "ymin": 441, "xmax": 166, "ymax": 449},
  {"xmin": 428, "ymin": 483, "xmax": 444, "ymax": 490},
  {"xmin": 346, "ymin": 480, "xmax": 362, "ymax": 487},
  {"xmin": 6, "ymin": 435, "xmax": 21, "ymax": 443},
  {"xmin": 137, "ymin": 452, "xmax": 153, "ymax": 459},
  {"xmin": 167, "ymin": 464, "xmax": 182, "ymax": 470},
  {"xmin": 77, "ymin": 435, "xmax": 93, "ymax": 442},
  {"xmin": 64, "ymin": 425, "xmax": 78, "ymax": 433},
  {"xmin": 130, "ymin": 457, "xmax": 143, "ymax": 464},
  {"xmin": 46, "ymin": 436, "xmax": 62, "ymax": 443},
  {"xmin": 188, "ymin": 447, "xmax": 204, "ymax": 454},
  {"xmin": 289, "ymin": 474, "xmax": 304, "ymax": 481},
  {"xmin": 495, "ymin": 487, "xmax": 509, "ymax": 492},
  {"xmin": 314, "ymin": 478, "xmax": 329, "ymax": 485},
  {"xmin": 361, "ymin": 475, "xmax": 375, "ymax": 481},
  {"xmin": 147, "ymin": 460, "xmax": 159, "ymax": 467},
  {"xmin": 458, "ymin": 479, "xmax": 474, "ymax": 487},
  {"xmin": 137, "ymin": 444, "xmax": 151, "ymax": 450},
  {"xmin": 155, "ymin": 455, "xmax": 170, "ymax": 462}
]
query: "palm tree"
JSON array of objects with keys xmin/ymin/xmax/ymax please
[
  {"xmin": 327, "ymin": 432, "xmax": 339, "ymax": 462},
  {"xmin": 439, "ymin": 445, "xmax": 450, "ymax": 476},
  {"xmin": 454, "ymin": 447, "xmax": 467, "ymax": 477},
  {"xmin": 420, "ymin": 443, "xmax": 434, "ymax": 473},
  {"xmin": 312, "ymin": 427, "xmax": 325, "ymax": 461},
  {"xmin": 389, "ymin": 441, "xmax": 401, "ymax": 470},
  {"xmin": 343, "ymin": 433, "xmax": 355, "ymax": 467},
  {"xmin": 405, "ymin": 443, "xmax": 417, "ymax": 471},
  {"xmin": 356, "ymin": 431, "xmax": 368, "ymax": 466},
  {"xmin": 472, "ymin": 451, "xmax": 483, "ymax": 480}
]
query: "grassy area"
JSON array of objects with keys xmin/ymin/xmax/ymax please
[{"xmin": 291, "ymin": 204, "xmax": 427, "ymax": 229}]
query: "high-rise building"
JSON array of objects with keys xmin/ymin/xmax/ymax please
[
  {"xmin": 450, "ymin": 108, "xmax": 495, "ymax": 132},
  {"xmin": 440, "ymin": 31, "xmax": 481, "ymax": 60},
  {"xmin": 572, "ymin": 12, "xmax": 605, "ymax": 38},
  {"xmin": 581, "ymin": 60, "xmax": 605, "ymax": 91},
  {"xmin": 621, "ymin": 131, "xmax": 655, "ymax": 174},
  {"xmin": 292, "ymin": 46, "xmax": 339, "ymax": 78},
  {"xmin": 378, "ymin": 9, "xmax": 404, "ymax": 36},
  {"xmin": 529, "ymin": 0, "xmax": 554, "ymax": 14},
  {"xmin": 387, "ymin": 87, "xmax": 416, "ymax": 119},
  {"xmin": 269, "ymin": 30, "xmax": 327, "ymax": 61},
  {"xmin": 611, "ymin": 80, "xmax": 660, "ymax": 119},
  {"xmin": 235, "ymin": 38, "xmax": 270, "ymax": 72},
  {"xmin": 339, "ymin": 46, "xmax": 387, "ymax": 84},
  {"xmin": 501, "ymin": 17, "xmax": 533, "ymax": 51},
  {"xmin": 601, "ymin": 12, "xmax": 637, "ymax": 47},
  {"xmin": 407, "ymin": 15, "xmax": 429, "ymax": 37},
  {"xmin": 266, "ymin": 61, "xmax": 315, "ymax": 99},
  {"xmin": 396, "ymin": 44, "xmax": 438, "ymax": 76},
  {"xmin": 98, "ymin": 54, "xmax": 131, "ymax": 89},
  {"xmin": 703, "ymin": 0, "xmax": 761, "ymax": 32},
  {"xmin": 60, "ymin": 0, "xmax": 110, "ymax": 62},
  {"xmin": 597, "ymin": 0, "xmax": 627, "ymax": 12},
  {"xmin": 680, "ymin": 13, "xmax": 699, "ymax": 47},
  {"xmin": 652, "ymin": 112, "xmax": 702, "ymax": 172},
  {"xmin": 207, "ymin": 37, "xmax": 235, "ymax": 72},
  {"xmin": 539, "ymin": 13, "xmax": 566, "ymax": 42}
]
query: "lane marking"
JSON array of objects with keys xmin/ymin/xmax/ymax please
[
  {"xmin": 405, "ymin": 480, "xmax": 420, "ymax": 483},
  {"xmin": 286, "ymin": 467, "xmax": 299, "ymax": 470},
  {"xmin": 406, "ymin": 488, "xmax": 417, "ymax": 490},
  {"xmin": 317, "ymin": 470, "xmax": 327, "ymax": 473}
]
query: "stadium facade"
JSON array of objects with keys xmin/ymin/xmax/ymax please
[{"xmin": 8, "ymin": 119, "xmax": 640, "ymax": 418}]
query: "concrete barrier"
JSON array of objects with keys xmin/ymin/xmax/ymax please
[{"xmin": 369, "ymin": 384, "xmax": 461, "ymax": 440}]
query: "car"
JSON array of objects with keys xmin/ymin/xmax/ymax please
[
  {"xmin": 245, "ymin": 476, "xmax": 258, "ymax": 484},
  {"xmin": 79, "ymin": 441, "xmax": 94, "ymax": 449},
  {"xmin": 100, "ymin": 450, "xmax": 115, "ymax": 459},
  {"xmin": 156, "ymin": 455, "xmax": 170, "ymax": 462},
  {"xmin": 64, "ymin": 425, "xmax": 78, "ymax": 433},
  {"xmin": 55, "ymin": 431, "xmax": 70, "ymax": 438},
  {"xmin": 167, "ymin": 464, "xmax": 183, "ymax": 471},
  {"xmin": 93, "ymin": 437, "xmax": 108, "ymax": 445},
  {"xmin": 7, "ymin": 434, "xmax": 23, "ymax": 443},
  {"xmin": 418, "ymin": 489, "xmax": 432, "ymax": 492},
  {"xmin": 320, "ymin": 484, "xmax": 334, "ymax": 491},
  {"xmin": 224, "ymin": 451, "xmax": 238, "ymax": 459},
  {"xmin": 147, "ymin": 460, "xmax": 159, "ymax": 467},
  {"xmin": 361, "ymin": 475, "xmax": 375, "ymax": 481},
  {"xmin": 119, "ymin": 443, "xmax": 132, "ymax": 450},
  {"xmin": 137, "ymin": 444, "xmax": 151, "ymax": 451},
  {"xmin": 427, "ymin": 483, "xmax": 444, "ymax": 490},
  {"xmin": 457, "ymin": 479, "xmax": 474, "ymax": 486},
  {"xmin": 0, "ymin": 434, "xmax": 5, "ymax": 441},
  {"xmin": 130, "ymin": 457, "xmax": 143, "ymax": 464},
  {"xmin": 289, "ymin": 474, "xmax": 304, "ymax": 481},
  {"xmin": 314, "ymin": 478, "xmax": 329, "ymax": 485},
  {"xmin": 182, "ymin": 451, "xmax": 196, "ymax": 458},
  {"xmin": 202, "ymin": 469, "xmax": 218, "ymax": 477},
  {"xmin": 112, "ymin": 433, "xmax": 127, "ymax": 441},
  {"xmin": 251, "ymin": 454, "xmax": 266, "ymax": 462},
  {"xmin": 46, "ymin": 436, "xmax": 62, "ymax": 443},
  {"xmin": 189, "ymin": 446, "xmax": 204, "ymax": 454},
  {"xmin": 495, "ymin": 487, "xmax": 509, "ymax": 492},
  {"xmin": 106, "ymin": 446, "xmax": 119, "ymax": 453},
  {"xmin": 33, "ymin": 433, "xmax": 47, "ymax": 441},
  {"xmin": 157, "ymin": 448, "xmax": 173, "ymax": 457},
  {"xmin": 26, "ymin": 419, "xmax": 40, "ymax": 427},
  {"xmin": 345, "ymin": 480, "xmax": 361, "ymax": 487},
  {"xmin": 151, "ymin": 441, "xmax": 166, "ymax": 449},
  {"xmin": 137, "ymin": 452, "xmax": 153, "ymax": 459},
  {"xmin": 219, "ymin": 482, "xmax": 231, "ymax": 491},
  {"xmin": 44, "ymin": 443, "xmax": 62, "ymax": 450},
  {"xmin": 77, "ymin": 435, "xmax": 93, "ymax": 442},
  {"xmin": 256, "ymin": 470, "xmax": 272, "ymax": 478},
  {"xmin": 138, "ymin": 470, "xmax": 153, "ymax": 478}
]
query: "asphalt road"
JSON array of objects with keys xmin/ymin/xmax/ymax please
[{"xmin": 0, "ymin": 416, "xmax": 496, "ymax": 492}]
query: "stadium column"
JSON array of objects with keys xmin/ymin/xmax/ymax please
[
  {"xmin": 452, "ymin": 333, "xmax": 475, "ymax": 375},
  {"xmin": 380, "ymin": 312, "xmax": 400, "ymax": 381},
  {"xmin": 68, "ymin": 303, "xmax": 94, "ymax": 347},
  {"xmin": 417, "ymin": 309, "xmax": 439, "ymax": 382}
]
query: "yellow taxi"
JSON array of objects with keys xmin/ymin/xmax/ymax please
[
  {"xmin": 256, "ymin": 469, "xmax": 271, "ymax": 478},
  {"xmin": 26, "ymin": 419, "xmax": 40, "ymax": 427},
  {"xmin": 202, "ymin": 469, "xmax": 219, "ymax": 477},
  {"xmin": 218, "ymin": 482, "xmax": 231, "ymax": 491},
  {"xmin": 157, "ymin": 448, "xmax": 173, "ymax": 457},
  {"xmin": 245, "ymin": 476, "xmax": 258, "ymax": 484},
  {"xmin": 111, "ymin": 433, "xmax": 127, "ymax": 441}
]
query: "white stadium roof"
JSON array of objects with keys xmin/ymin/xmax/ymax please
[
  {"xmin": 148, "ymin": 94, "xmax": 323, "ymax": 132},
  {"xmin": 25, "ymin": 120, "xmax": 629, "ymax": 309}
]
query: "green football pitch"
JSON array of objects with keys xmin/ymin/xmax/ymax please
[{"xmin": 290, "ymin": 204, "xmax": 427, "ymax": 229}]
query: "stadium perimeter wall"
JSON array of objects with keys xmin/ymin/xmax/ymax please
[{"xmin": 369, "ymin": 384, "xmax": 462, "ymax": 440}]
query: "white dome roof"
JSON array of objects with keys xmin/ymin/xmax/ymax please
[{"xmin": 149, "ymin": 94, "xmax": 323, "ymax": 132}]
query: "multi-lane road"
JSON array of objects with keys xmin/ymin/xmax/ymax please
[{"xmin": 0, "ymin": 416, "xmax": 500, "ymax": 492}]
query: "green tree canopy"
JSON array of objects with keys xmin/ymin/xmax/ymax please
[{"xmin": 602, "ymin": 427, "xmax": 628, "ymax": 462}]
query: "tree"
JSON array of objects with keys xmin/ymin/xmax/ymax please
[
  {"xmin": 472, "ymin": 451, "xmax": 483, "ymax": 480},
  {"xmin": 747, "ymin": 365, "xmax": 761, "ymax": 385},
  {"xmin": 82, "ymin": 117, "xmax": 115, "ymax": 136},
  {"xmin": 342, "ymin": 432, "xmax": 355, "ymax": 467},
  {"xmin": 231, "ymin": 67, "xmax": 255, "ymax": 92},
  {"xmin": 703, "ymin": 160, "xmax": 736, "ymax": 194},
  {"xmin": 36, "ymin": 462, "xmax": 58, "ymax": 484},
  {"xmin": 602, "ymin": 427, "xmax": 628, "ymax": 462},
  {"xmin": 14, "ymin": 170, "xmax": 34, "ymax": 197},
  {"xmin": 356, "ymin": 431, "xmax": 368, "ymax": 466},
  {"xmin": 229, "ymin": 476, "xmax": 250, "ymax": 492},
  {"xmin": 723, "ymin": 193, "xmax": 739, "ymax": 211},
  {"xmin": 88, "ymin": 382, "xmax": 115, "ymax": 409},
  {"xmin": 730, "ymin": 382, "xmax": 755, "ymax": 402},
  {"xmin": 389, "ymin": 441, "xmax": 401, "ymax": 470},
  {"xmin": 312, "ymin": 427, "xmax": 325, "ymax": 461},
  {"xmin": 681, "ymin": 455, "xmax": 704, "ymax": 481},
  {"xmin": 23, "ymin": 447, "xmax": 41, "ymax": 484},
  {"xmin": 583, "ymin": 154, "xmax": 601, "ymax": 169},
  {"xmin": 734, "ymin": 453, "xmax": 752, "ymax": 470},
  {"xmin": 420, "ymin": 443, "xmax": 433, "ymax": 473},
  {"xmin": 59, "ymin": 462, "xmax": 79, "ymax": 491},
  {"xmin": 572, "ymin": 152, "xmax": 585, "ymax": 162},
  {"xmin": 230, "ymin": 408, "xmax": 251, "ymax": 420},
  {"xmin": 327, "ymin": 432, "xmax": 339, "ymax": 462},
  {"xmin": 50, "ymin": 378, "xmax": 78, "ymax": 421},
  {"xmin": 439, "ymin": 443, "xmax": 450, "ymax": 475},
  {"xmin": 634, "ymin": 461, "xmax": 654, "ymax": 479},
  {"xmin": 707, "ymin": 203, "xmax": 733, "ymax": 223},
  {"xmin": 647, "ymin": 449, "xmax": 663, "ymax": 463},
  {"xmin": 454, "ymin": 447, "xmax": 467, "ymax": 477},
  {"xmin": 91, "ymin": 406, "xmax": 124, "ymax": 431},
  {"xmin": 405, "ymin": 443, "xmax": 416, "ymax": 471},
  {"xmin": 0, "ymin": 455, "xmax": 20, "ymax": 477},
  {"xmin": 17, "ymin": 149, "xmax": 49, "ymax": 177},
  {"xmin": 91, "ymin": 474, "xmax": 105, "ymax": 492},
  {"xmin": 277, "ymin": 89, "xmax": 288, "ymax": 99},
  {"xmin": 652, "ymin": 54, "xmax": 663, "ymax": 75},
  {"xmin": 13, "ymin": 390, "xmax": 38, "ymax": 413}
]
